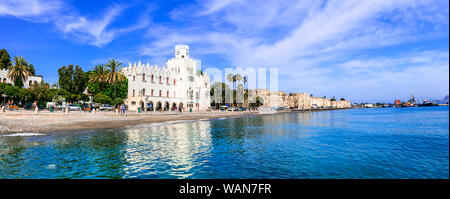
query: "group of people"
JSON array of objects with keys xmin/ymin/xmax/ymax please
[
  {"xmin": 119, "ymin": 103, "xmax": 127, "ymax": 115},
  {"xmin": 1, "ymin": 100, "xmax": 38, "ymax": 111}
]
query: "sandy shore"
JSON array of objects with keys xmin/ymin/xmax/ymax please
[{"xmin": 0, "ymin": 110, "xmax": 260, "ymax": 134}]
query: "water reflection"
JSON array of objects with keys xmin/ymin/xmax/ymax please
[
  {"xmin": 121, "ymin": 121, "xmax": 212, "ymax": 178},
  {"xmin": 0, "ymin": 107, "xmax": 448, "ymax": 179}
]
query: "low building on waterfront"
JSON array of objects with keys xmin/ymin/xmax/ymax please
[
  {"xmin": 122, "ymin": 45, "xmax": 211, "ymax": 112},
  {"xmin": 250, "ymin": 89, "xmax": 351, "ymax": 109},
  {"xmin": 0, "ymin": 69, "xmax": 43, "ymax": 88}
]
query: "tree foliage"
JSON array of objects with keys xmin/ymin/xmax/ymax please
[
  {"xmin": 8, "ymin": 56, "xmax": 33, "ymax": 88},
  {"xmin": 0, "ymin": 49, "xmax": 11, "ymax": 70},
  {"xmin": 94, "ymin": 93, "xmax": 112, "ymax": 104},
  {"xmin": 57, "ymin": 64, "xmax": 88, "ymax": 95}
]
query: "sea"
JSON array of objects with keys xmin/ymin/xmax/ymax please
[{"xmin": 0, "ymin": 106, "xmax": 448, "ymax": 179}]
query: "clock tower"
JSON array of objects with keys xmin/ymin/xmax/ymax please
[{"xmin": 175, "ymin": 45, "xmax": 189, "ymax": 59}]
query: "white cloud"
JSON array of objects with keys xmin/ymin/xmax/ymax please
[
  {"xmin": 0, "ymin": 0, "xmax": 62, "ymax": 19},
  {"xmin": 139, "ymin": 0, "xmax": 448, "ymax": 101},
  {"xmin": 0, "ymin": 0, "xmax": 150, "ymax": 47}
]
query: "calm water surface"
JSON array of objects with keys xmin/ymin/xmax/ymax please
[{"xmin": 0, "ymin": 106, "xmax": 448, "ymax": 179}]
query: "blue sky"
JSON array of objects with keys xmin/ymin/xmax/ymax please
[{"xmin": 0, "ymin": 0, "xmax": 448, "ymax": 103}]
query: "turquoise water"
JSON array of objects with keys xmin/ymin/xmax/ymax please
[{"xmin": 0, "ymin": 106, "xmax": 448, "ymax": 179}]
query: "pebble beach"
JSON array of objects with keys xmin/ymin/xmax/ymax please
[{"xmin": 0, "ymin": 110, "xmax": 260, "ymax": 134}]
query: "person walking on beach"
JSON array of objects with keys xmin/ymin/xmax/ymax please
[{"xmin": 121, "ymin": 104, "xmax": 126, "ymax": 115}]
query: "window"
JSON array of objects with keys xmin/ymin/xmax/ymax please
[
  {"xmin": 133, "ymin": 89, "xmax": 135, "ymax": 97},
  {"xmin": 159, "ymin": 76, "xmax": 162, "ymax": 83},
  {"xmin": 159, "ymin": 90, "xmax": 162, "ymax": 97},
  {"xmin": 133, "ymin": 76, "xmax": 135, "ymax": 81},
  {"xmin": 131, "ymin": 101, "xmax": 136, "ymax": 105},
  {"xmin": 151, "ymin": 89, "xmax": 154, "ymax": 96},
  {"xmin": 167, "ymin": 91, "xmax": 169, "ymax": 97},
  {"xmin": 2, "ymin": 78, "xmax": 6, "ymax": 83},
  {"xmin": 143, "ymin": 73, "xmax": 145, "ymax": 81},
  {"xmin": 142, "ymin": 89, "xmax": 145, "ymax": 96},
  {"xmin": 29, "ymin": 80, "xmax": 32, "ymax": 87},
  {"xmin": 173, "ymin": 79, "xmax": 176, "ymax": 85},
  {"xmin": 167, "ymin": 77, "xmax": 169, "ymax": 85},
  {"xmin": 174, "ymin": 91, "xmax": 176, "ymax": 98},
  {"xmin": 151, "ymin": 75, "xmax": 154, "ymax": 82}
]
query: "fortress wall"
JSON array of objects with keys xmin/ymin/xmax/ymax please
[{"xmin": 256, "ymin": 89, "xmax": 351, "ymax": 109}]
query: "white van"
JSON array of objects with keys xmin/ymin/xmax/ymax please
[{"xmin": 46, "ymin": 102, "xmax": 61, "ymax": 109}]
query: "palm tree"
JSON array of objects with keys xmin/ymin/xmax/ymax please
[
  {"xmin": 105, "ymin": 59, "xmax": 124, "ymax": 99},
  {"xmin": 89, "ymin": 64, "xmax": 109, "ymax": 92},
  {"xmin": 7, "ymin": 56, "xmax": 32, "ymax": 88},
  {"xmin": 226, "ymin": 73, "xmax": 243, "ymax": 107},
  {"xmin": 243, "ymin": 76, "xmax": 248, "ymax": 109}
]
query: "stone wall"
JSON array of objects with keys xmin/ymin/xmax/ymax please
[{"xmin": 254, "ymin": 89, "xmax": 351, "ymax": 109}]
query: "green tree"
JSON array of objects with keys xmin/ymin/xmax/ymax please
[
  {"xmin": 210, "ymin": 82, "xmax": 232, "ymax": 108},
  {"xmin": 57, "ymin": 64, "xmax": 87, "ymax": 95},
  {"xmin": 113, "ymin": 98, "xmax": 124, "ymax": 107},
  {"xmin": 105, "ymin": 59, "xmax": 124, "ymax": 99},
  {"xmin": 0, "ymin": 49, "xmax": 11, "ymax": 70},
  {"xmin": 87, "ymin": 74, "xmax": 127, "ymax": 99},
  {"xmin": 226, "ymin": 73, "xmax": 242, "ymax": 107},
  {"xmin": 89, "ymin": 64, "xmax": 109, "ymax": 93},
  {"xmin": 94, "ymin": 93, "xmax": 112, "ymax": 104},
  {"xmin": 7, "ymin": 56, "xmax": 33, "ymax": 88}
]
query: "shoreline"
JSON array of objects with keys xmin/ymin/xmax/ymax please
[{"xmin": 0, "ymin": 108, "xmax": 351, "ymax": 135}]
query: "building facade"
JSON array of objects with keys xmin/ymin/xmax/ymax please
[
  {"xmin": 122, "ymin": 45, "xmax": 211, "ymax": 111},
  {"xmin": 0, "ymin": 69, "xmax": 43, "ymax": 88}
]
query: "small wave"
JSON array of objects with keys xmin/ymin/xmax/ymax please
[
  {"xmin": 46, "ymin": 164, "xmax": 57, "ymax": 170},
  {"xmin": 1, "ymin": 132, "xmax": 46, "ymax": 137}
]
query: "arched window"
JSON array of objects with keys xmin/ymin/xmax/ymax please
[
  {"xmin": 133, "ymin": 89, "xmax": 135, "ymax": 97},
  {"xmin": 159, "ymin": 90, "xmax": 162, "ymax": 97},
  {"xmin": 151, "ymin": 75, "xmax": 154, "ymax": 82},
  {"xmin": 167, "ymin": 77, "xmax": 169, "ymax": 85},
  {"xmin": 133, "ymin": 76, "xmax": 135, "ymax": 81},
  {"xmin": 142, "ymin": 89, "xmax": 145, "ymax": 96},
  {"xmin": 143, "ymin": 73, "xmax": 145, "ymax": 81},
  {"xmin": 151, "ymin": 89, "xmax": 154, "ymax": 96},
  {"xmin": 2, "ymin": 78, "xmax": 6, "ymax": 83},
  {"xmin": 29, "ymin": 80, "xmax": 32, "ymax": 87},
  {"xmin": 159, "ymin": 76, "xmax": 162, "ymax": 83},
  {"xmin": 167, "ymin": 91, "xmax": 169, "ymax": 97}
]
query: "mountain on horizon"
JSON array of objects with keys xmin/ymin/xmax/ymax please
[{"xmin": 433, "ymin": 95, "xmax": 449, "ymax": 104}]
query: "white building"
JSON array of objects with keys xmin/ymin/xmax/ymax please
[
  {"xmin": 0, "ymin": 69, "xmax": 43, "ymax": 88},
  {"xmin": 122, "ymin": 45, "xmax": 211, "ymax": 112}
]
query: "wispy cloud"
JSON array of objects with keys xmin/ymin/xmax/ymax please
[
  {"xmin": 0, "ymin": 0, "xmax": 62, "ymax": 19},
  {"xmin": 0, "ymin": 0, "xmax": 150, "ymax": 47},
  {"xmin": 140, "ymin": 0, "xmax": 449, "ymax": 101}
]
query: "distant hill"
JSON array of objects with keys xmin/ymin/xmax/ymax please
[{"xmin": 433, "ymin": 95, "xmax": 449, "ymax": 104}]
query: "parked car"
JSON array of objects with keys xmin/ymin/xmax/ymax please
[
  {"xmin": 82, "ymin": 104, "xmax": 93, "ymax": 111},
  {"xmin": 99, "ymin": 104, "xmax": 114, "ymax": 111},
  {"xmin": 23, "ymin": 102, "xmax": 34, "ymax": 110},
  {"xmin": 68, "ymin": 104, "xmax": 81, "ymax": 111}
]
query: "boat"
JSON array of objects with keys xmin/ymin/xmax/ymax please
[
  {"xmin": 401, "ymin": 94, "xmax": 418, "ymax": 107},
  {"xmin": 418, "ymin": 100, "xmax": 438, "ymax": 107}
]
